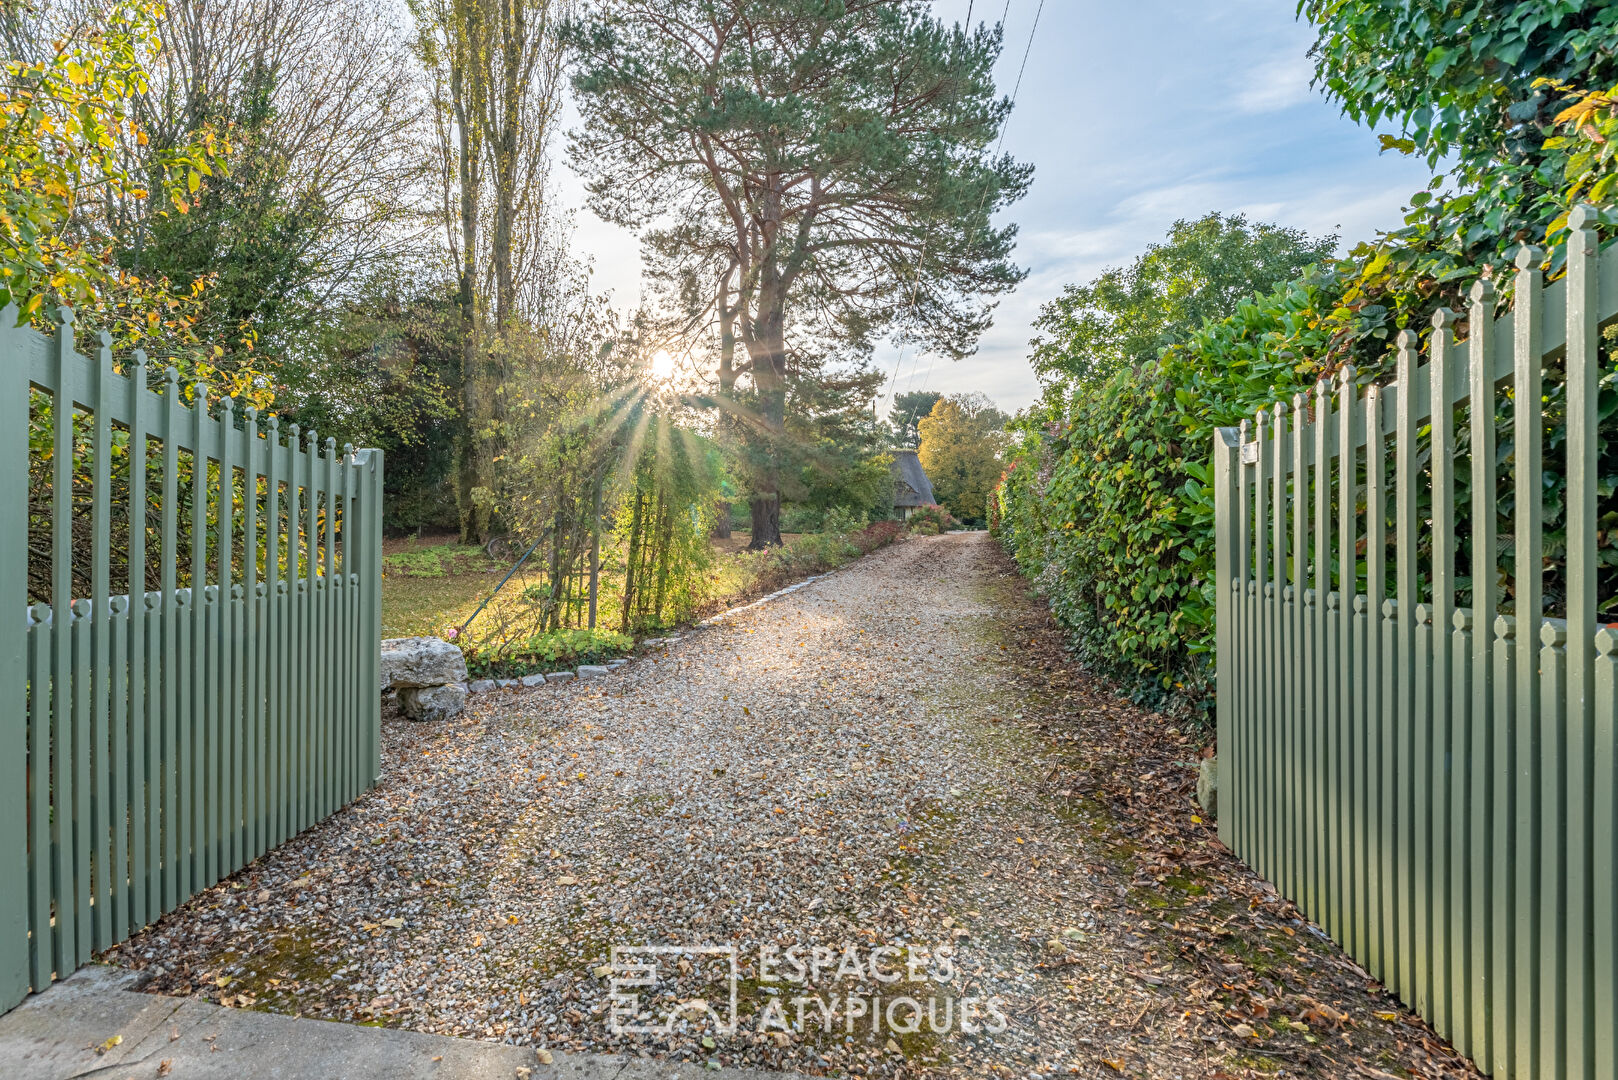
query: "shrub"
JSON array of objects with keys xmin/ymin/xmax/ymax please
[
  {"xmin": 851, "ymin": 519, "xmax": 902, "ymax": 553},
  {"xmin": 905, "ymin": 503, "xmax": 954, "ymax": 533},
  {"xmin": 461, "ymin": 627, "xmax": 634, "ymax": 678}
]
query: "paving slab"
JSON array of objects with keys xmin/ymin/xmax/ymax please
[{"xmin": 0, "ymin": 967, "xmax": 791, "ymax": 1080}]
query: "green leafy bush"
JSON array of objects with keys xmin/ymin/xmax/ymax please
[
  {"xmin": 461, "ymin": 627, "xmax": 634, "ymax": 678},
  {"xmin": 905, "ymin": 503, "xmax": 954, "ymax": 534}
]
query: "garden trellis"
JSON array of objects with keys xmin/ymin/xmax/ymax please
[
  {"xmin": 1214, "ymin": 208, "xmax": 1617, "ymax": 1080},
  {"xmin": 0, "ymin": 309, "xmax": 384, "ymax": 1012}
]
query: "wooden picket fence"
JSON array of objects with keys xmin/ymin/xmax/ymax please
[
  {"xmin": 1214, "ymin": 208, "xmax": 1617, "ymax": 1080},
  {"xmin": 0, "ymin": 308, "xmax": 384, "ymax": 1013}
]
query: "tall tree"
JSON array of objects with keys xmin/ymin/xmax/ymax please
[
  {"xmin": 567, "ymin": 0, "xmax": 1031, "ymax": 546},
  {"xmin": 888, "ymin": 390, "xmax": 941, "ymax": 447},
  {"xmin": 917, "ymin": 392, "xmax": 1006, "ymax": 525},
  {"xmin": 414, "ymin": 0, "xmax": 566, "ymax": 543},
  {"xmin": 1029, "ymin": 212, "xmax": 1337, "ymax": 390}
]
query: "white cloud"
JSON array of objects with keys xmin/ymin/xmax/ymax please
[{"xmin": 1232, "ymin": 53, "xmax": 1319, "ymax": 114}]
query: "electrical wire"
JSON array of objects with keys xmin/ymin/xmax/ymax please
[{"xmin": 919, "ymin": 0, "xmax": 1043, "ymax": 396}]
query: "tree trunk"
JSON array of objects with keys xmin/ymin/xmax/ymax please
[
  {"xmin": 448, "ymin": 40, "xmax": 492, "ymax": 546},
  {"xmin": 745, "ymin": 299, "xmax": 787, "ymax": 549},
  {"xmin": 711, "ymin": 500, "xmax": 731, "ymax": 540}
]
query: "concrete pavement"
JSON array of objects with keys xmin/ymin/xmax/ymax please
[{"xmin": 0, "ymin": 967, "xmax": 788, "ymax": 1080}]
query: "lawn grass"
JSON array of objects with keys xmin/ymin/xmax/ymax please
[{"xmin": 380, "ymin": 526, "xmax": 897, "ymax": 642}]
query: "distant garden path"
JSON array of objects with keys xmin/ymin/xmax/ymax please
[{"xmin": 111, "ymin": 533, "xmax": 1477, "ymax": 1079}]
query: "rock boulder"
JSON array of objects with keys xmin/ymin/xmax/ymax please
[
  {"xmin": 398, "ymin": 683, "xmax": 468, "ymax": 722},
  {"xmin": 379, "ymin": 637, "xmax": 467, "ymax": 691}
]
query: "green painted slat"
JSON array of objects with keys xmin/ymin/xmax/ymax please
[
  {"xmin": 189, "ymin": 387, "xmax": 211, "ymax": 891},
  {"xmin": 71, "ymin": 595, "xmax": 91, "ymax": 966},
  {"xmin": 1492, "ymin": 615, "xmax": 1518, "ymax": 1075},
  {"xmin": 1512, "ymin": 247, "xmax": 1545, "ymax": 1080},
  {"xmin": 1414, "ymin": 602, "xmax": 1434, "ymax": 1017},
  {"xmin": 175, "ymin": 585, "xmax": 192, "ymax": 904},
  {"xmin": 1290, "ymin": 394, "xmax": 1306, "ymax": 908},
  {"xmin": 1325, "ymin": 588, "xmax": 1341, "ymax": 942},
  {"xmin": 1429, "ymin": 316, "xmax": 1457, "ymax": 1038},
  {"xmin": 316, "ymin": 438, "xmax": 328, "ymax": 819},
  {"xmin": 218, "ymin": 399, "xmax": 238, "ymax": 874},
  {"xmin": 304, "ymin": 428, "xmax": 318, "ymax": 829},
  {"xmin": 334, "ymin": 443, "xmax": 351, "ymax": 806},
  {"xmin": 1312, "ymin": 380, "xmax": 1329, "ymax": 929},
  {"xmin": 1450, "ymin": 609, "xmax": 1473, "ymax": 1057},
  {"xmin": 341, "ymin": 445, "xmax": 356, "ymax": 800},
  {"xmin": 286, "ymin": 427, "xmax": 303, "ymax": 837},
  {"xmin": 366, "ymin": 452, "xmax": 383, "ymax": 784},
  {"xmin": 1467, "ymin": 278, "xmax": 1499, "ymax": 1074},
  {"xmin": 1270, "ymin": 403, "xmax": 1287, "ymax": 894},
  {"xmin": 243, "ymin": 409, "xmax": 260, "ymax": 863},
  {"xmin": 107, "ymin": 593, "xmax": 128, "ymax": 945},
  {"xmin": 1337, "ymin": 368, "xmax": 1358, "ymax": 957},
  {"xmin": 265, "ymin": 420, "xmax": 282, "ymax": 848},
  {"xmin": 159, "ymin": 369, "xmax": 182, "ymax": 911},
  {"xmin": 126, "ymin": 353, "xmax": 150, "ymax": 933},
  {"xmin": 1562, "ymin": 210, "xmax": 1599, "ymax": 1080},
  {"xmin": 0, "ymin": 311, "xmax": 30, "ymax": 1009},
  {"xmin": 1592, "ymin": 628, "xmax": 1616, "ymax": 1080},
  {"xmin": 1364, "ymin": 385, "xmax": 1387, "ymax": 983},
  {"xmin": 1381, "ymin": 596, "xmax": 1399, "ymax": 990},
  {"xmin": 88, "ymin": 335, "xmax": 114, "ymax": 953},
  {"xmin": 1393, "ymin": 331, "xmax": 1418, "ymax": 1005},
  {"xmin": 1249, "ymin": 411, "xmax": 1262, "ymax": 880},
  {"xmin": 28, "ymin": 609, "xmax": 51, "ymax": 991},
  {"xmin": 325, "ymin": 438, "xmax": 338, "ymax": 815},
  {"xmin": 1539, "ymin": 620, "xmax": 1568, "ymax": 1080},
  {"xmin": 50, "ymin": 313, "xmax": 77, "ymax": 978}
]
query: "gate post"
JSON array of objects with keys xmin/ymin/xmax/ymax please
[
  {"xmin": 0, "ymin": 310, "xmax": 30, "ymax": 1010},
  {"xmin": 1213, "ymin": 425, "xmax": 1241, "ymax": 850}
]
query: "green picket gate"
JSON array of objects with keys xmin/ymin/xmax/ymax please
[
  {"xmin": 1214, "ymin": 209, "xmax": 1618, "ymax": 1080},
  {"xmin": 0, "ymin": 307, "xmax": 384, "ymax": 1013}
]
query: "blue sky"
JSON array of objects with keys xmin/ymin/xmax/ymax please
[{"xmin": 555, "ymin": 0, "xmax": 1439, "ymax": 415}]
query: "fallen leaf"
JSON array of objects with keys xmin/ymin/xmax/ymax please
[
  {"xmin": 536, "ymin": 1048, "xmax": 553, "ymax": 1064},
  {"xmin": 94, "ymin": 1034, "xmax": 122, "ymax": 1055},
  {"xmin": 556, "ymin": 876, "xmax": 577, "ymax": 886},
  {"xmin": 157, "ymin": 1060, "xmax": 173, "ymax": 1077}
]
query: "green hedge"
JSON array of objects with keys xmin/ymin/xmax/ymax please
[
  {"xmin": 995, "ymin": 264, "xmax": 1384, "ymax": 721},
  {"xmin": 998, "ymin": 260, "xmax": 1618, "ymax": 725}
]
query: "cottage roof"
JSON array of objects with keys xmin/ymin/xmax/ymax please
[{"xmin": 890, "ymin": 448, "xmax": 936, "ymax": 507}]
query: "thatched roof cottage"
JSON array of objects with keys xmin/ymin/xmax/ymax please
[{"xmin": 890, "ymin": 448, "xmax": 936, "ymax": 520}]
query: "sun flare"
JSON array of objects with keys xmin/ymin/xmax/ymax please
[{"xmin": 650, "ymin": 349, "xmax": 675, "ymax": 381}]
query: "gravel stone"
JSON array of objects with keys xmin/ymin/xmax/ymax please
[{"xmin": 107, "ymin": 534, "xmax": 1453, "ymax": 1079}]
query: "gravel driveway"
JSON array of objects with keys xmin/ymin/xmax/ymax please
[{"xmin": 111, "ymin": 532, "xmax": 1475, "ymax": 1079}]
